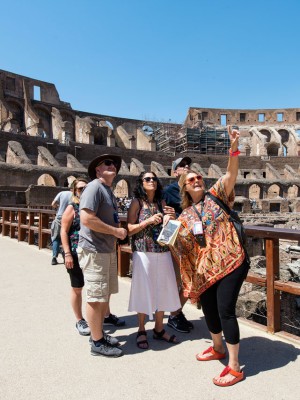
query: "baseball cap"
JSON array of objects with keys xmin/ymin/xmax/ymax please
[{"xmin": 172, "ymin": 156, "xmax": 192, "ymax": 170}]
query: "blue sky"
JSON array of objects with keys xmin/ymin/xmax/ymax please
[{"xmin": 1, "ymin": 0, "xmax": 299, "ymax": 123}]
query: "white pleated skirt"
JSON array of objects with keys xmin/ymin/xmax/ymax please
[{"xmin": 128, "ymin": 251, "xmax": 181, "ymax": 320}]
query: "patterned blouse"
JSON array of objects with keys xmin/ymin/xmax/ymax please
[
  {"xmin": 172, "ymin": 177, "xmax": 245, "ymax": 303},
  {"xmin": 68, "ymin": 203, "xmax": 80, "ymax": 254},
  {"xmin": 131, "ymin": 200, "xmax": 169, "ymax": 253}
]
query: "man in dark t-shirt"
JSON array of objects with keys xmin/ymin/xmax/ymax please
[{"xmin": 164, "ymin": 157, "xmax": 192, "ymax": 217}]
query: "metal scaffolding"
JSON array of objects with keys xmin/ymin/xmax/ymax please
[{"xmin": 154, "ymin": 125, "xmax": 231, "ymax": 155}]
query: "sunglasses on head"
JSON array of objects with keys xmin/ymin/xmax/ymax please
[
  {"xmin": 185, "ymin": 175, "xmax": 203, "ymax": 185},
  {"xmin": 98, "ymin": 159, "xmax": 117, "ymax": 167},
  {"xmin": 143, "ymin": 176, "xmax": 158, "ymax": 182}
]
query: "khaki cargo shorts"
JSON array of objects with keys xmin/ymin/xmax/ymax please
[{"xmin": 77, "ymin": 247, "xmax": 118, "ymax": 302}]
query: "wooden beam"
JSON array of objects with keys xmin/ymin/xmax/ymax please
[{"xmin": 266, "ymin": 238, "xmax": 281, "ymax": 333}]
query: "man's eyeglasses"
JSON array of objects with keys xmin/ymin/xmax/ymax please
[
  {"xmin": 185, "ymin": 175, "xmax": 203, "ymax": 185},
  {"xmin": 143, "ymin": 176, "xmax": 158, "ymax": 183},
  {"xmin": 98, "ymin": 159, "xmax": 117, "ymax": 168}
]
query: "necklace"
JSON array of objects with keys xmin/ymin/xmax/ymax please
[{"xmin": 145, "ymin": 200, "xmax": 156, "ymax": 215}]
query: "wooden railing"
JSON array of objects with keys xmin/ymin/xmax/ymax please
[
  {"xmin": 0, "ymin": 207, "xmax": 56, "ymax": 249},
  {"xmin": 1, "ymin": 207, "xmax": 300, "ymax": 339},
  {"xmin": 245, "ymin": 225, "xmax": 300, "ymax": 336}
]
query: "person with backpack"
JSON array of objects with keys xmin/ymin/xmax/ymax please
[
  {"xmin": 127, "ymin": 171, "xmax": 181, "ymax": 350},
  {"xmin": 60, "ymin": 178, "xmax": 90, "ymax": 336},
  {"xmin": 173, "ymin": 126, "xmax": 249, "ymax": 387}
]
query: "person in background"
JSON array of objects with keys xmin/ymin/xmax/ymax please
[
  {"xmin": 78, "ymin": 154, "xmax": 127, "ymax": 358},
  {"xmin": 127, "ymin": 171, "xmax": 181, "ymax": 350},
  {"xmin": 164, "ymin": 156, "xmax": 194, "ymax": 333},
  {"xmin": 60, "ymin": 178, "xmax": 90, "ymax": 335},
  {"xmin": 51, "ymin": 185, "xmax": 73, "ymax": 265},
  {"xmin": 174, "ymin": 126, "xmax": 249, "ymax": 387}
]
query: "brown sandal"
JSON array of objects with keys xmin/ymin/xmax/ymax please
[{"xmin": 136, "ymin": 330, "xmax": 149, "ymax": 350}]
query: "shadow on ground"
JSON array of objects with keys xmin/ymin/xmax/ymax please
[
  {"xmin": 104, "ymin": 313, "xmax": 211, "ymax": 355},
  {"xmin": 239, "ymin": 336, "xmax": 300, "ymax": 377}
]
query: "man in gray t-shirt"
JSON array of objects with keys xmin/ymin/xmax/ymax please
[
  {"xmin": 51, "ymin": 189, "xmax": 72, "ymax": 265},
  {"xmin": 78, "ymin": 154, "xmax": 127, "ymax": 358},
  {"xmin": 52, "ymin": 190, "xmax": 73, "ymax": 218}
]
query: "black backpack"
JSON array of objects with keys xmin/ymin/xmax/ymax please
[{"xmin": 205, "ymin": 192, "xmax": 250, "ymax": 265}]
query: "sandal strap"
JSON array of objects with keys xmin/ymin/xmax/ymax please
[
  {"xmin": 203, "ymin": 346, "xmax": 214, "ymax": 355},
  {"xmin": 220, "ymin": 366, "xmax": 242, "ymax": 378},
  {"xmin": 137, "ymin": 330, "xmax": 147, "ymax": 338},
  {"xmin": 137, "ymin": 339, "xmax": 148, "ymax": 345},
  {"xmin": 169, "ymin": 335, "xmax": 176, "ymax": 343},
  {"xmin": 153, "ymin": 328, "xmax": 165, "ymax": 338}
]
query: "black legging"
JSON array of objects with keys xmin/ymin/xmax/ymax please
[{"xmin": 200, "ymin": 259, "xmax": 249, "ymax": 345}]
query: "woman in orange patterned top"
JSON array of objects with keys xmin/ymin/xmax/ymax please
[{"xmin": 173, "ymin": 126, "xmax": 249, "ymax": 387}]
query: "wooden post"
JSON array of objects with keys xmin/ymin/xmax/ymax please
[
  {"xmin": 9, "ymin": 211, "xmax": 16, "ymax": 238},
  {"xmin": 18, "ymin": 210, "xmax": 27, "ymax": 242},
  {"xmin": 28, "ymin": 212, "xmax": 35, "ymax": 245},
  {"xmin": 39, "ymin": 212, "xmax": 49, "ymax": 249},
  {"xmin": 265, "ymin": 238, "xmax": 281, "ymax": 333},
  {"xmin": 2, "ymin": 210, "xmax": 10, "ymax": 236},
  {"xmin": 117, "ymin": 245, "xmax": 131, "ymax": 277}
]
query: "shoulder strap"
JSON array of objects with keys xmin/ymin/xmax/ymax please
[
  {"xmin": 206, "ymin": 192, "xmax": 231, "ymax": 215},
  {"xmin": 135, "ymin": 198, "xmax": 142, "ymax": 223}
]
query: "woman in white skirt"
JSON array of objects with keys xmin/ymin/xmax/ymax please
[{"xmin": 127, "ymin": 171, "xmax": 181, "ymax": 350}]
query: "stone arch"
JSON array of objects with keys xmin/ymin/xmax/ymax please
[
  {"xmin": 37, "ymin": 173, "xmax": 57, "ymax": 186},
  {"xmin": 91, "ymin": 118, "xmax": 115, "ymax": 146},
  {"xmin": 93, "ymin": 118, "xmax": 117, "ymax": 130},
  {"xmin": 104, "ymin": 120, "xmax": 114, "ymax": 130},
  {"xmin": 60, "ymin": 111, "xmax": 75, "ymax": 141},
  {"xmin": 34, "ymin": 105, "xmax": 52, "ymax": 138},
  {"xmin": 6, "ymin": 100, "xmax": 24, "ymax": 132},
  {"xmin": 249, "ymin": 183, "xmax": 261, "ymax": 199},
  {"xmin": 267, "ymin": 184, "xmax": 280, "ymax": 199},
  {"xmin": 278, "ymin": 129, "xmax": 289, "ymax": 156},
  {"xmin": 278, "ymin": 129, "xmax": 289, "ymax": 144},
  {"xmin": 113, "ymin": 179, "xmax": 129, "ymax": 198},
  {"xmin": 65, "ymin": 175, "xmax": 76, "ymax": 188},
  {"xmin": 287, "ymin": 185, "xmax": 299, "ymax": 199},
  {"xmin": 142, "ymin": 125, "xmax": 154, "ymax": 135},
  {"xmin": 259, "ymin": 129, "xmax": 271, "ymax": 142},
  {"xmin": 266, "ymin": 142, "xmax": 280, "ymax": 156}
]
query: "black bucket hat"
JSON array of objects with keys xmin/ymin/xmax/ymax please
[{"xmin": 88, "ymin": 154, "xmax": 122, "ymax": 180}]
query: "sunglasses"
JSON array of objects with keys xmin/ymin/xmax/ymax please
[
  {"xmin": 143, "ymin": 176, "xmax": 158, "ymax": 183},
  {"xmin": 185, "ymin": 175, "xmax": 203, "ymax": 185},
  {"xmin": 76, "ymin": 186, "xmax": 86, "ymax": 192},
  {"xmin": 98, "ymin": 159, "xmax": 117, "ymax": 168}
]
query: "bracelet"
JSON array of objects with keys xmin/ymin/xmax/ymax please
[
  {"xmin": 64, "ymin": 252, "xmax": 71, "ymax": 256},
  {"xmin": 229, "ymin": 149, "xmax": 240, "ymax": 157}
]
